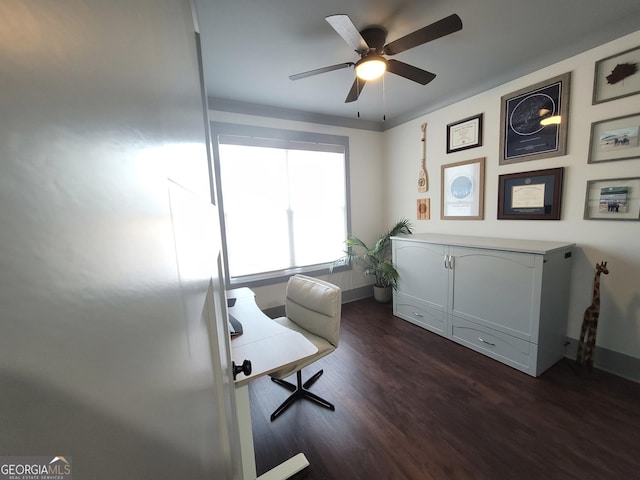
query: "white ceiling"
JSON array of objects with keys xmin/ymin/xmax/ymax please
[{"xmin": 195, "ymin": 0, "xmax": 640, "ymax": 130}]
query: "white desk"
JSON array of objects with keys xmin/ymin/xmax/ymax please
[{"xmin": 228, "ymin": 288, "xmax": 318, "ymax": 480}]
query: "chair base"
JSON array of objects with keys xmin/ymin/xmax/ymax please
[{"xmin": 270, "ymin": 369, "xmax": 335, "ymax": 421}]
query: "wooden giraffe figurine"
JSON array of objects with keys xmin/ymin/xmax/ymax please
[{"xmin": 576, "ymin": 261, "xmax": 609, "ymax": 370}]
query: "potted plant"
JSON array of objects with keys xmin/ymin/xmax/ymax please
[{"xmin": 344, "ymin": 218, "xmax": 413, "ymax": 303}]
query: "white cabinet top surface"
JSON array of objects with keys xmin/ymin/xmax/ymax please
[{"xmin": 391, "ymin": 233, "xmax": 574, "ymax": 255}]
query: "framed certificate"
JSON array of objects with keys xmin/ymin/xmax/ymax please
[
  {"xmin": 498, "ymin": 167, "xmax": 564, "ymax": 220},
  {"xmin": 446, "ymin": 113, "xmax": 483, "ymax": 153},
  {"xmin": 499, "ymin": 73, "xmax": 570, "ymax": 165}
]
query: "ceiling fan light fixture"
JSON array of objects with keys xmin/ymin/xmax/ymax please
[{"xmin": 355, "ymin": 55, "xmax": 387, "ymax": 80}]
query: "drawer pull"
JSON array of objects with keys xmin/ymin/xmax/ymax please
[
  {"xmin": 412, "ymin": 312, "xmax": 424, "ymax": 318},
  {"xmin": 478, "ymin": 337, "xmax": 496, "ymax": 347}
]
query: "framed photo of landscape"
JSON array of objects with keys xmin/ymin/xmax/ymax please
[
  {"xmin": 588, "ymin": 113, "xmax": 640, "ymax": 164},
  {"xmin": 592, "ymin": 45, "xmax": 640, "ymax": 104},
  {"xmin": 498, "ymin": 167, "xmax": 563, "ymax": 220},
  {"xmin": 499, "ymin": 73, "xmax": 571, "ymax": 165},
  {"xmin": 584, "ymin": 177, "xmax": 640, "ymax": 221}
]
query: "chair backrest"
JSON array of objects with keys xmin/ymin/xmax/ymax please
[{"xmin": 285, "ymin": 275, "xmax": 342, "ymax": 347}]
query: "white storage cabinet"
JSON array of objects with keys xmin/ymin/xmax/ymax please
[{"xmin": 391, "ymin": 234, "xmax": 575, "ymax": 377}]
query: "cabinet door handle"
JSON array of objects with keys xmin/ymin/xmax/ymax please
[
  {"xmin": 412, "ymin": 312, "xmax": 424, "ymax": 318},
  {"xmin": 444, "ymin": 254, "xmax": 454, "ymax": 269},
  {"xmin": 478, "ymin": 337, "xmax": 496, "ymax": 347}
]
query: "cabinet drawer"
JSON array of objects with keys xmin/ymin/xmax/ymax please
[
  {"xmin": 451, "ymin": 316, "xmax": 531, "ymax": 373},
  {"xmin": 393, "ymin": 294, "xmax": 447, "ymax": 336}
]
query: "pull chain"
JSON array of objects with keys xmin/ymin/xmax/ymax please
[
  {"xmin": 382, "ymin": 73, "xmax": 386, "ymax": 122},
  {"xmin": 357, "ymin": 77, "xmax": 361, "ymax": 118}
]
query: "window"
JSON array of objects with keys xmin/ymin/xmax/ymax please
[{"xmin": 211, "ymin": 123, "xmax": 350, "ymax": 286}]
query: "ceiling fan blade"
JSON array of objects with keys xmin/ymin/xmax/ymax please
[
  {"xmin": 289, "ymin": 62, "xmax": 354, "ymax": 81},
  {"xmin": 326, "ymin": 14, "xmax": 369, "ymax": 52},
  {"xmin": 387, "ymin": 60, "xmax": 436, "ymax": 85},
  {"xmin": 383, "ymin": 14, "xmax": 462, "ymax": 56},
  {"xmin": 345, "ymin": 78, "xmax": 367, "ymax": 103}
]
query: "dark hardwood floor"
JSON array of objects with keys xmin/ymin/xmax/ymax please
[{"xmin": 249, "ymin": 298, "xmax": 640, "ymax": 480}]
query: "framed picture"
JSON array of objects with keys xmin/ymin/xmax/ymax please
[
  {"xmin": 446, "ymin": 113, "xmax": 483, "ymax": 153},
  {"xmin": 499, "ymin": 73, "xmax": 571, "ymax": 165},
  {"xmin": 497, "ymin": 167, "xmax": 563, "ymax": 220},
  {"xmin": 584, "ymin": 177, "xmax": 640, "ymax": 221},
  {"xmin": 441, "ymin": 157, "xmax": 485, "ymax": 220},
  {"xmin": 588, "ymin": 112, "xmax": 640, "ymax": 164},
  {"xmin": 592, "ymin": 45, "xmax": 640, "ymax": 105}
]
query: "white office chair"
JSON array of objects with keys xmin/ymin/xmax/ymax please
[{"xmin": 269, "ymin": 275, "xmax": 342, "ymax": 421}]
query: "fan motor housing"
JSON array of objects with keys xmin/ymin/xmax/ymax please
[{"xmin": 359, "ymin": 26, "xmax": 387, "ymax": 52}]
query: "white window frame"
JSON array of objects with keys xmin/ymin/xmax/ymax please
[{"xmin": 210, "ymin": 122, "xmax": 352, "ymax": 288}]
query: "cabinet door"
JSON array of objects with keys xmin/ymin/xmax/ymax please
[
  {"xmin": 449, "ymin": 247, "xmax": 541, "ymax": 341},
  {"xmin": 394, "ymin": 241, "xmax": 448, "ymax": 312}
]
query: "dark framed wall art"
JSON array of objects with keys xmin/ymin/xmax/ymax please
[
  {"xmin": 499, "ymin": 73, "xmax": 571, "ymax": 165},
  {"xmin": 446, "ymin": 113, "xmax": 483, "ymax": 153},
  {"xmin": 498, "ymin": 167, "xmax": 564, "ymax": 220}
]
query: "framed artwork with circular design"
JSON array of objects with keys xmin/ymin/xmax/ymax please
[
  {"xmin": 499, "ymin": 73, "xmax": 570, "ymax": 165},
  {"xmin": 441, "ymin": 157, "xmax": 485, "ymax": 220}
]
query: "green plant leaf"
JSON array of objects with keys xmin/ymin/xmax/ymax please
[{"xmin": 337, "ymin": 218, "xmax": 413, "ymax": 289}]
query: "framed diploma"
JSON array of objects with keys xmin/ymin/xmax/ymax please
[
  {"xmin": 446, "ymin": 113, "xmax": 483, "ymax": 153},
  {"xmin": 499, "ymin": 73, "xmax": 570, "ymax": 165},
  {"xmin": 498, "ymin": 167, "xmax": 563, "ymax": 220},
  {"xmin": 441, "ymin": 157, "xmax": 485, "ymax": 220}
]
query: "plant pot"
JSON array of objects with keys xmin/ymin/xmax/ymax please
[{"xmin": 373, "ymin": 286, "xmax": 392, "ymax": 303}]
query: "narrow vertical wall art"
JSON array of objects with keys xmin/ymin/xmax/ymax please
[{"xmin": 418, "ymin": 123, "xmax": 428, "ymax": 192}]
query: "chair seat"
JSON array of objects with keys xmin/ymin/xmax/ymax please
[{"xmin": 269, "ymin": 316, "xmax": 336, "ymax": 380}]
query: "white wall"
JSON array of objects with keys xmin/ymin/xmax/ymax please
[
  {"xmin": 1, "ymin": 0, "xmax": 237, "ymax": 476},
  {"xmin": 384, "ymin": 30, "xmax": 640, "ymax": 365},
  {"xmin": 208, "ymin": 111, "xmax": 386, "ymax": 309}
]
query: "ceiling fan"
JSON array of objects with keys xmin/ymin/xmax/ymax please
[{"xmin": 289, "ymin": 13, "xmax": 463, "ymax": 103}]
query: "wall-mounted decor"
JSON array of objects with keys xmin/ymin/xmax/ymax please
[
  {"xmin": 588, "ymin": 112, "xmax": 640, "ymax": 164},
  {"xmin": 417, "ymin": 198, "xmax": 430, "ymax": 220},
  {"xmin": 592, "ymin": 45, "xmax": 640, "ymax": 105},
  {"xmin": 446, "ymin": 113, "xmax": 483, "ymax": 153},
  {"xmin": 497, "ymin": 167, "xmax": 563, "ymax": 220},
  {"xmin": 418, "ymin": 123, "xmax": 428, "ymax": 192},
  {"xmin": 441, "ymin": 157, "xmax": 485, "ymax": 220},
  {"xmin": 499, "ymin": 73, "xmax": 571, "ymax": 165},
  {"xmin": 584, "ymin": 177, "xmax": 640, "ymax": 221}
]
